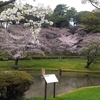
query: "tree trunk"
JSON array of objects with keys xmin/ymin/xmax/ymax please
[
  {"xmin": 13, "ymin": 58, "xmax": 19, "ymax": 70},
  {"xmin": 84, "ymin": 61, "xmax": 92, "ymax": 68}
]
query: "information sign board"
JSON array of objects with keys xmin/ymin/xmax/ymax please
[{"xmin": 44, "ymin": 74, "xmax": 58, "ymax": 83}]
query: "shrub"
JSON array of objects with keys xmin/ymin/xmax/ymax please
[{"xmin": 0, "ymin": 71, "xmax": 34, "ymax": 100}]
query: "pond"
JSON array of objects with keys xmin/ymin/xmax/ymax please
[{"xmin": 25, "ymin": 71, "xmax": 100, "ymax": 98}]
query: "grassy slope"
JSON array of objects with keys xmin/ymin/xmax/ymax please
[{"xmin": 57, "ymin": 86, "xmax": 100, "ymax": 100}]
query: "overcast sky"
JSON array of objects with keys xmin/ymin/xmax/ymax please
[
  {"xmin": 25, "ymin": 0, "xmax": 95, "ymax": 12},
  {"xmin": 2, "ymin": 0, "xmax": 95, "ymax": 12}
]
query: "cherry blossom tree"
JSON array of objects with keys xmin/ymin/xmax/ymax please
[
  {"xmin": 0, "ymin": 0, "xmax": 53, "ymax": 68},
  {"xmin": 0, "ymin": 25, "xmax": 45, "ymax": 68}
]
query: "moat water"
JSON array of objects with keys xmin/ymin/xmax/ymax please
[{"xmin": 25, "ymin": 71, "xmax": 100, "ymax": 98}]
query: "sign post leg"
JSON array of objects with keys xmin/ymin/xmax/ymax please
[
  {"xmin": 44, "ymin": 81, "xmax": 47, "ymax": 100},
  {"xmin": 53, "ymin": 82, "xmax": 56, "ymax": 98}
]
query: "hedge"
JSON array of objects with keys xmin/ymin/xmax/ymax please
[{"xmin": 0, "ymin": 71, "xmax": 34, "ymax": 100}]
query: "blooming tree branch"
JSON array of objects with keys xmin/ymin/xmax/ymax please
[
  {"xmin": 0, "ymin": 0, "xmax": 16, "ymax": 7},
  {"xmin": 0, "ymin": 0, "xmax": 53, "ymax": 44},
  {"xmin": 81, "ymin": 0, "xmax": 100, "ymax": 10}
]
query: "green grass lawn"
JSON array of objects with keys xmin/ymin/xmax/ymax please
[
  {"xmin": 0, "ymin": 59, "xmax": 100, "ymax": 72},
  {"xmin": 57, "ymin": 86, "xmax": 100, "ymax": 100}
]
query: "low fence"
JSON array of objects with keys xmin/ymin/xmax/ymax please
[{"xmin": 19, "ymin": 68, "xmax": 100, "ymax": 77}]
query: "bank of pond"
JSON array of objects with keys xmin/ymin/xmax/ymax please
[{"xmin": 24, "ymin": 71, "xmax": 100, "ymax": 100}]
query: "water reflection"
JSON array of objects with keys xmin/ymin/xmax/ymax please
[{"xmin": 25, "ymin": 73, "xmax": 100, "ymax": 98}]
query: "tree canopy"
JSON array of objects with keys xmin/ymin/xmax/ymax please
[
  {"xmin": 80, "ymin": 11, "xmax": 100, "ymax": 32},
  {"xmin": 46, "ymin": 4, "xmax": 77, "ymax": 28}
]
